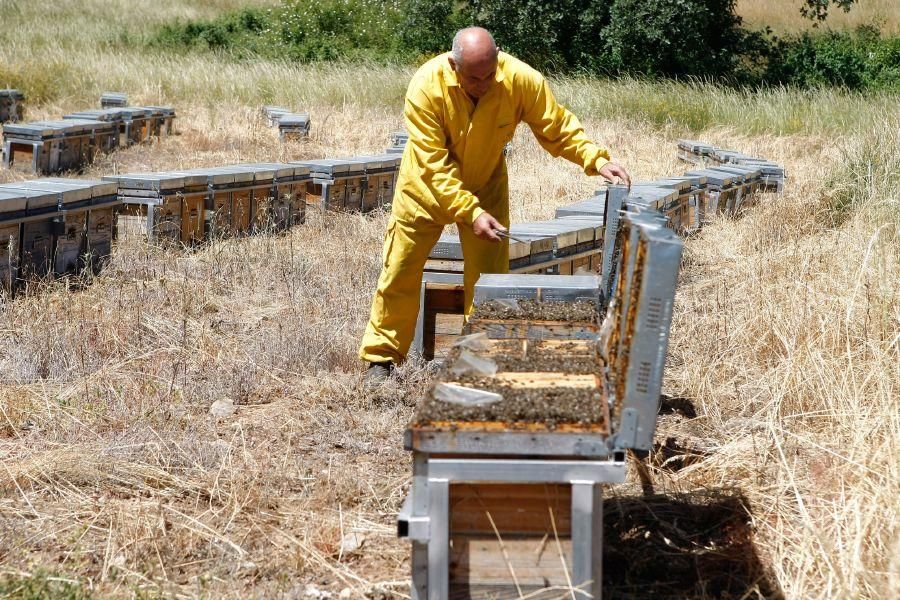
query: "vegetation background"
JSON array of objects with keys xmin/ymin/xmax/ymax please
[{"xmin": 0, "ymin": 0, "xmax": 896, "ymax": 598}]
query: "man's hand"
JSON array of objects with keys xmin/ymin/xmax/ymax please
[
  {"xmin": 473, "ymin": 212, "xmax": 505, "ymax": 242},
  {"xmin": 599, "ymin": 162, "xmax": 631, "ymax": 187}
]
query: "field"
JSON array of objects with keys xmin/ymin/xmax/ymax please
[
  {"xmin": 737, "ymin": 0, "xmax": 900, "ymax": 33},
  {"xmin": 1, "ymin": 1, "xmax": 898, "ymax": 598}
]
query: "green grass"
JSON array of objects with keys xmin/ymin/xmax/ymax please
[{"xmin": 0, "ymin": 573, "xmax": 91, "ymax": 600}]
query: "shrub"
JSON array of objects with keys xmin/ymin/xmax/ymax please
[{"xmin": 146, "ymin": 0, "xmax": 899, "ymax": 91}]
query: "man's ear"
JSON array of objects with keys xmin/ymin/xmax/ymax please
[{"xmin": 448, "ymin": 56, "xmax": 458, "ymax": 72}]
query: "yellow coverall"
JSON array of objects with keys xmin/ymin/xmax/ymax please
[{"xmin": 359, "ymin": 51, "xmax": 612, "ymax": 364}]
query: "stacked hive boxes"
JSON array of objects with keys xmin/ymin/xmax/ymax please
[
  {"xmin": 3, "ymin": 104, "xmax": 176, "ymax": 174},
  {"xmin": 0, "ymin": 178, "xmax": 119, "ymax": 294},
  {"xmin": 2, "ymin": 119, "xmax": 117, "ymax": 174},
  {"xmin": 387, "ymin": 129, "xmax": 408, "ymax": 154},
  {"xmin": 0, "ymin": 89, "xmax": 25, "ymax": 123},
  {"xmin": 278, "ymin": 113, "xmax": 311, "ymax": 140},
  {"xmin": 295, "ymin": 154, "xmax": 400, "ymax": 214},
  {"xmin": 104, "ymin": 163, "xmax": 315, "ymax": 245},
  {"xmin": 100, "ymin": 92, "xmax": 128, "ymax": 108}
]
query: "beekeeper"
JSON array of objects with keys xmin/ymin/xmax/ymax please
[{"xmin": 360, "ymin": 27, "xmax": 630, "ymax": 384}]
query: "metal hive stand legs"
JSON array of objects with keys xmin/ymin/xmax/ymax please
[{"xmin": 406, "ymin": 455, "xmax": 617, "ymax": 599}]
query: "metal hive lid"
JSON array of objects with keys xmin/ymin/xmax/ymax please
[
  {"xmin": 64, "ymin": 108, "xmax": 129, "ymax": 122},
  {"xmin": 37, "ymin": 176, "xmax": 109, "ymax": 192},
  {"xmin": 2, "ymin": 122, "xmax": 63, "ymax": 138},
  {"xmin": 510, "ymin": 221, "xmax": 584, "ymax": 247},
  {"xmin": 555, "ymin": 199, "xmax": 605, "ymax": 219},
  {"xmin": 709, "ymin": 165, "xmax": 762, "ymax": 181},
  {"xmin": 184, "ymin": 167, "xmax": 235, "ymax": 186},
  {"xmin": 102, "ymin": 172, "xmax": 187, "ymax": 191},
  {"xmin": 0, "ymin": 184, "xmax": 59, "ymax": 211},
  {"xmin": 677, "ymin": 139, "xmax": 714, "ymax": 152},
  {"xmin": 553, "ymin": 216, "xmax": 603, "ymax": 240},
  {"xmin": 132, "ymin": 106, "xmax": 165, "ymax": 117},
  {"xmin": 0, "ymin": 190, "xmax": 27, "ymax": 214},
  {"xmin": 164, "ymin": 171, "xmax": 209, "ymax": 188},
  {"xmin": 8, "ymin": 180, "xmax": 93, "ymax": 204},
  {"xmin": 733, "ymin": 159, "xmax": 784, "ymax": 176},
  {"xmin": 75, "ymin": 179, "xmax": 119, "ymax": 198},
  {"xmin": 293, "ymin": 159, "xmax": 353, "ymax": 177},
  {"xmin": 684, "ymin": 169, "xmax": 731, "ymax": 186},
  {"xmin": 101, "ymin": 92, "xmax": 128, "ymax": 100},
  {"xmin": 118, "ymin": 107, "xmax": 151, "ymax": 118},
  {"xmin": 474, "ymin": 274, "xmax": 600, "ymax": 303},
  {"xmin": 278, "ymin": 113, "xmax": 310, "ymax": 126},
  {"xmin": 629, "ymin": 185, "xmax": 680, "ymax": 203},
  {"xmin": 141, "ymin": 105, "xmax": 175, "ymax": 116},
  {"xmin": 237, "ymin": 162, "xmax": 296, "ymax": 179},
  {"xmin": 203, "ymin": 166, "xmax": 254, "ymax": 184},
  {"xmin": 643, "ymin": 178, "xmax": 693, "ymax": 193},
  {"xmin": 0, "ymin": 89, "xmax": 24, "ymax": 98},
  {"xmin": 348, "ymin": 155, "xmax": 387, "ymax": 171},
  {"xmin": 234, "ymin": 164, "xmax": 278, "ymax": 182},
  {"xmin": 676, "ymin": 172, "xmax": 708, "ymax": 187}
]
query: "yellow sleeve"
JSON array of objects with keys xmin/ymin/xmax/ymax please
[
  {"xmin": 404, "ymin": 85, "xmax": 484, "ymax": 225},
  {"xmin": 520, "ymin": 69, "xmax": 611, "ymax": 175}
]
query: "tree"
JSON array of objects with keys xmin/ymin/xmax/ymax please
[{"xmin": 800, "ymin": 0, "xmax": 858, "ymax": 25}]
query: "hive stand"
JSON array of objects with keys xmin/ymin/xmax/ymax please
[{"xmin": 399, "ymin": 207, "xmax": 685, "ymax": 597}]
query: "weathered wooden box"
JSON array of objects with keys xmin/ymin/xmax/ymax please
[{"xmin": 0, "ymin": 89, "xmax": 25, "ymax": 123}]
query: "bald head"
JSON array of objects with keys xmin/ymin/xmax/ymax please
[
  {"xmin": 452, "ymin": 27, "xmax": 498, "ymax": 67},
  {"xmin": 449, "ymin": 27, "xmax": 500, "ymax": 99}
]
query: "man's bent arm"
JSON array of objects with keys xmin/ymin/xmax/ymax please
[
  {"xmin": 520, "ymin": 68, "xmax": 611, "ymax": 175},
  {"xmin": 404, "ymin": 91, "xmax": 484, "ymax": 224}
]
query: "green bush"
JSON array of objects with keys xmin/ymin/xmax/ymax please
[
  {"xmin": 766, "ymin": 26, "xmax": 900, "ymax": 90},
  {"xmin": 599, "ymin": 0, "xmax": 758, "ymax": 80},
  {"xmin": 146, "ymin": 0, "xmax": 899, "ymax": 91}
]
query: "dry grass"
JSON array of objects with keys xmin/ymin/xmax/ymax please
[
  {"xmin": 737, "ymin": 0, "xmax": 900, "ymax": 34},
  {"xmin": 1, "ymin": 1, "xmax": 898, "ymax": 598}
]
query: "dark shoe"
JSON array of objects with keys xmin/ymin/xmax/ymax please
[{"xmin": 365, "ymin": 361, "xmax": 394, "ymax": 388}]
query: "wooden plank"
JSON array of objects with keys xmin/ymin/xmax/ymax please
[
  {"xmin": 448, "ymin": 483, "xmax": 576, "ymax": 589},
  {"xmin": 435, "ymin": 313, "xmax": 465, "ymax": 336},
  {"xmin": 426, "ymin": 286, "xmax": 465, "ymax": 311},
  {"xmin": 445, "ymin": 372, "xmax": 597, "ymax": 389},
  {"xmin": 425, "ymin": 258, "xmax": 465, "ymax": 273},
  {"xmin": 451, "ymin": 483, "xmax": 571, "ymax": 533},
  {"xmin": 450, "ymin": 535, "xmax": 573, "ymax": 586}
]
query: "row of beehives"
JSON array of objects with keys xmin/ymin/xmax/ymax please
[
  {"xmin": 0, "ymin": 89, "xmax": 25, "ymax": 124},
  {"xmin": 0, "ymin": 178, "xmax": 118, "ymax": 294},
  {"xmin": 0, "ymin": 153, "xmax": 402, "ymax": 294},
  {"xmin": 2, "ymin": 93, "xmax": 175, "ymax": 175},
  {"xmin": 422, "ymin": 139, "xmax": 785, "ymax": 279},
  {"xmin": 109, "ymin": 155, "xmax": 401, "ymax": 245}
]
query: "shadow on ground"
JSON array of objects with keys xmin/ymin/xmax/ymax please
[{"xmin": 603, "ymin": 489, "xmax": 783, "ymax": 599}]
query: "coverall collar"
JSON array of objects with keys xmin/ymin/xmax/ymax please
[{"xmin": 441, "ymin": 52, "xmax": 507, "ymax": 89}]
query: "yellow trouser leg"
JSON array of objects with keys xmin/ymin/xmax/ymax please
[
  {"xmin": 459, "ymin": 171, "xmax": 510, "ymax": 316},
  {"xmin": 458, "ymin": 221, "xmax": 509, "ymax": 317},
  {"xmin": 359, "ymin": 216, "xmax": 443, "ymax": 364}
]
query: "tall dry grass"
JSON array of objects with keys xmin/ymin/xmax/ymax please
[
  {"xmin": 737, "ymin": 0, "xmax": 900, "ymax": 34},
  {"xmin": 0, "ymin": 0, "xmax": 898, "ymax": 597}
]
